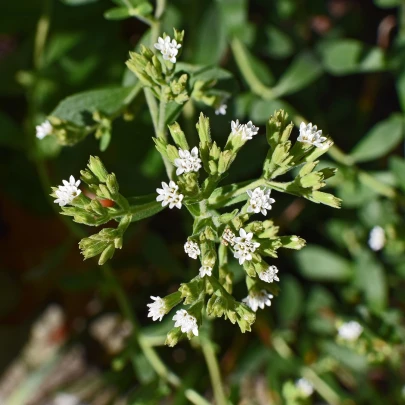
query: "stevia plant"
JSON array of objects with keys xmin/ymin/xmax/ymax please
[{"xmin": 46, "ymin": 28, "xmax": 340, "ymax": 346}]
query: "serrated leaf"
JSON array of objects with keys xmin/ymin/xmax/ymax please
[
  {"xmin": 350, "ymin": 114, "xmax": 404, "ymax": 162},
  {"xmin": 51, "ymin": 86, "xmax": 139, "ymax": 126}
]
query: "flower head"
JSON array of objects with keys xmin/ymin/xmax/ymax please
[
  {"xmin": 154, "ymin": 36, "xmax": 181, "ymax": 63},
  {"xmin": 184, "ymin": 240, "xmax": 200, "ymax": 259},
  {"xmin": 156, "ymin": 181, "xmax": 184, "ymax": 209},
  {"xmin": 199, "ymin": 266, "xmax": 212, "ymax": 277},
  {"xmin": 36, "ymin": 120, "xmax": 52, "ymax": 139},
  {"xmin": 174, "ymin": 147, "xmax": 202, "ymax": 176},
  {"xmin": 231, "ymin": 120, "xmax": 259, "ymax": 141},
  {"xmin": 297, "ymin": 122, "xmax": 327, "ymax": 148},
  {"xmin": 215, "ymin": 103, "xmax": 227, "ymax": 115},
  {"xmin": 368, "ymin": 226, "xmax": 385, "ymax": 251},
  {"xmin": 242, "ymin": 290, "xmax": 273, "ymax": 312},
  {"xmin": 247, "ymin": 187, "xmax": 275, "ymax": 215},
  {"xmin": 173, "ymin": 309, "xmax": 199, "ymax": 336},
  {"xmin": 54, "ymin": 176, "xmax": 81, "ymax": 207},
  {"xmin": 259, "ymin": 265, "xmax": 279, "ymax": 283},
  {"xmin": 147, "ymin": 296, "xmax": 166, "ymax": 322},
  {"xmin": 295, "ymin": 378, "xmax": 314, "ymax": 397},
  {"xmin": 233, "ymin": 228, "xmax": 260, "ymax": 265},
  {"xmin": 338, "ymin": 321, "xmax": 363, "ymax": 341}
]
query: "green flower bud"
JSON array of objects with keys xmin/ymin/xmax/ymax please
[
  {"xmin": 106, "ymin": 173, "xmax": 119, "ymax": 196},
  {"xmin": 165, "ymin": 327, "xmax": 183, "ymax": 347},
  {"xmin": 179, "ymin": 277, "xmax": 203, "ymax": 305},
  {"xmin": 168, "ymin": 122, "xmax": 189, "ymax": 150},
  {"xmin": 88, "ymin": 156, "xmax": 108, "ymax": 182},
  {"xmin": 99, "ymin": 243, "xmax": 115, "ymax": 265},
  {"xmin": 218, "ymin": 150, "xmax": 236, "ymax": 174},
  {"xmin": 201, "ymin": 241, "xmax": 217, "ymax": 267},
  {"xmin": 279, "ymin": 235, "xmax": 306, "ymax": 250}
]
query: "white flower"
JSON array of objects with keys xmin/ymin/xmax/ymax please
[
  {"xmin": 222, "ymin": 228, "xmax": 236, "ymax": 246},
  {"xmin": 36, "ymin": 120, "xmax": 52, "ymax": 139},
  {"xmin": 173, "ymin": 309, "xmax": 199, "ymax": 336},
  {"xmin": 156, "ymin": 181, "xmax": 184, "ymax": 209},
  {"xmin": 215, "ymin": 103, "xmax": 227, "ymax": 115},
  {"xmin": 147, "ymin": 296, "xmax": 166, "ymax": 322},
  {"xmin": 297, "ymin": 122, "xmax": 327, "ymax": 148},
  {"xmin": 199, "ymin": 266, "xmax": 212, "ymax": 277},
  {"xmin": 338, "ymin": 321, "xmax": 363, "ymax": 341},
  {"xmin": 184, "ymin": 240, "xmax": 200, "ymax": 259},
  {"xmin": 295, "ymin": 378, "xmax": 314, "ymax": 397},
  {"xmin": 174, "ymin": 147, "xmax": 202, "ymax": 176},
  {"xmin": 247, "ymin": 187, "xmax": 275, "ymax": 215},
  {"xmin": 259, "ymin": 265, "xmax": 279, "ymax": 283},
  {"xmin": 233, "ymin": 228, "xmax": 260, "ymax": 265},
  {"xmin": 154, "ymin": 36, "xmax": 181, "ymax": 63},
  {"xmin": 54, "ymin": 175, "xmax": 81, "ymax": 207},
  {"xmin": 242, "ymin": 290, "xmax": 273, "ymax": 312},
  {"xmin": 368, "ymin": 226, "xmax": 385, "ymax": 251},
  {"xmin": 231, "ymin": 119, "xmax": 259, "ymax": 141}
]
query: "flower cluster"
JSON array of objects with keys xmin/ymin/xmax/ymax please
[
  {"xmin": 154, "ymin": 36, "xmax": 181, "ymax": 63},
  {"xmin": 233, "ymin": 228, "xmax": 260, "ymax": 265},
  {"xmin": 199, "ymin": 266, "xmax": 212, "ymax": 277},
  {"xmin": 156, "ymin": 181, "xmax": 184, "ymax": 209},
  {"xmin": 174, "ymin": 147, "xmax": 202, "ymax": 175},
  {"xmin": 243, "ymin": 290, "xmax": 273, "ymax": 312},
  {"xmin": 297, "ymin": 122, "xmax": 327, "ymax": 148},
  {"xmin": 36, "ymin": 120, "xmax": 52, "ymax": 139},
  {"xmin": 259, "ymin": 265, "xmax": 279, "ymax": 283},
  {"xmin": 231, "ymin": 120, "xmax": 259, "ymax": 141},
  {"xmin": 173, "ymin": 309, "xmax": 199, "ymax": 336},
  {"xmin": 53, "ymin": 176, "xmax": 81, "ymax": 207},
  {"xmin": 247, "ymin": 187, "xmax": 275, "ymax": 216},
  {"xmin": 184, "ymin": 240, "xmax": 200, "ymax": 259},
  {"xmin": 147, "ymin": 296, "xmax": 166, "ymax": 322},
  {"xmin": 338, "ymin": 321, "xmax": 363, "ymax": 341},
  {"xmin": 368, "ymin": 226, "xmax": 385, "ymax": 251}
]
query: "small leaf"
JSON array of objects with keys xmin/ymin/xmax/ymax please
[
  {"xmin": 296, "ymin": 245, "xmax": 352, "ymax": 281},
  {"xmin": 271, "ymin": 52, "xmax": 323, "ymax": 98},
  {"xmin": 350, "ymin": 114, "xmax": 404, "ymax": 162},
  {"xmin": 51, "ymin": 86, "xmax": 139, "ymax": 126},
  {"xmin": 265, "ymin": 25, "xmax": 294, "ymax": 59},
  {"xmin": 374, "ymin": 0, "xmax": 401, "ymax": 7}
]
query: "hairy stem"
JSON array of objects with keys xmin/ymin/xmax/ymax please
[{"xmin": 201, "ymin": 338, "xmax": 229, "ymax": 405}]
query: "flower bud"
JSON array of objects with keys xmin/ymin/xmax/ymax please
[
  {"xmin": 168, "ymin": 122, "xmax": 189, "ymax": 150},
  {"xmin": 88, "ymin": 156, "xmax": 108, "ymax": 182},
  {"xmin": 165, "ymin": 327, "xmax": 183, "ymax": 347},
  {"xmin": 99, "ymin": 244, "xmax": 115, "ymax": 265},
  {"xmin": 106, "ymin": 173, "xmax": 119, "ymax": 196},
  {"xmin": 279, "ymin": 235, "xmax": 306, "ymax": 250}
]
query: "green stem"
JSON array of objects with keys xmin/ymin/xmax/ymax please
[
  {"xmin": 230, "ymin": 38, "xmax": 274, "ymax": 100},
  {"xmin": 201, "ymin": 339, "xmax": 229, "ymax": 405}
]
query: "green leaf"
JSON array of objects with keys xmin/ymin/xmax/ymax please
[
  {"xmin": 276, "ymin": 275, "xmax": 304, "ymax": 324},
  {"xmin": 192, "ymin": 4, "xmax": 227, "ymax": 65},
  {"xmin": 390, "ymin": 156, "xmax": 405, "ymax": 192},
  {"xmin": 354, "ymin": 250, "xmax": 387, "ymax": 312},
  {"xmin": 104, "ymin": 3, "xmax": 152, "ymax": 20},
  {"xmin": 127, "ymin": 194, "xmax": 165, "ymax": 222},
  {"xmin": 350, "ymin": 114, "xmax": 404, "ymax": 162},
  {"xmin": 374, "ymin": 0, "xmax": 401, "ymax": 7},
  {"xmin": 271, "ymin": 52, "xmax": 323, "ymax": 98},
  {"xmin": 395, "ymin": 66, "xmax": 405, "ymax": 111},
  {"xmin": 265, "ymin": 25, "xmax": 295, "ymax": 59},
  {"xmin": 319, "ymin": 39, "xmax": 386, "ymax": 75},
  {"xmin": 51, "ymin": 86, "xmax": 139, "ymax": 126},
  {"xmin": 296, "ymin": 245, "xmax": 352, "ymax": 281}
]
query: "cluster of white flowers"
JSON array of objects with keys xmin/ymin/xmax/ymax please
[
  {"xmin": 36, "ymin": 120, "xmax": 52, "ymax": 139},
  {"xmin": 247, "ymin": 187, "xmax": 275, "ymax": 216},
  {"xmin": 147, "ymin": 296, "xmax": 166, "ymax": 322},
  {"xmin": 243, "ymin": 290, "xmax": 273, "ymax": 312},
  {"xmin": 174, "ymin": 147, "xmax": 202, "ymax": 176},
  {"xmin": 154, "ymin": 36, "xmax": 181, "ymax": 63},
  {"xmin": 54, "ymin": 176, "xmax": 82, "ymax": 207},
  {"xmin": 368, "ymin": 226, "xmax": 385, "ymax": 251},
  {"xmin": 156, "ymin": 181, "xmax": 184, "ymax": 209},
  {"xmin": 215, "ymin": 103, "xmax": 227, "ymax": 115},
  {"xmin": 295, "ymin": 378, "xmax": 314, "ymax": 397},
  {"xmin": 233, "ymin": 228, "xmax": 260, "ymax": 265},
  {"xmin": 199, "ymin": 266, "xmax": 212, "ymax": 277},
  {"xmin": 338, "ymin": 321, "xmax": 363, "ymax": 341},
  {"xmin": 297, "ymin": 122, "xmax": 327, "ymax": 148},
  {"xmin": 231, "ymin": 120, "xmax": 259, "ymax": 141},
  {"xmin": 259, "ymin": 265, "xmax": 279, "ymax": 283},
  {"xmin": 184, "ymin": 240, "xmax": 200, "ymax": 259},
  {"xmin": 173, "ymin": 309, "xmax": 199, "ymax": 336}
]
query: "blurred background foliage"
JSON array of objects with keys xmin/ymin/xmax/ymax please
[{"xmin": 1, "ymin": 0, "xmax": 405, "ymax": 404}]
